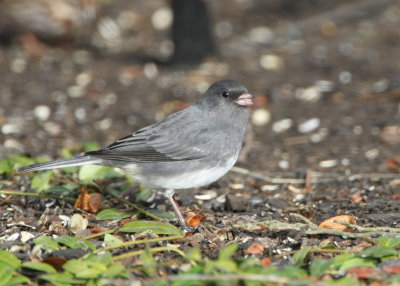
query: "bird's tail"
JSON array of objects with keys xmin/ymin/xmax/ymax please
[{"xmin": 17, "ymin": 155, "xmax": 102, "ymax": 172}]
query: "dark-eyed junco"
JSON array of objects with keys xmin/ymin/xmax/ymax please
[{"xmin": 18, "ymin": 80, "xmax": 253, "ymax": 229}]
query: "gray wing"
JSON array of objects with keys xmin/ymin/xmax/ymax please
[{"xmin": 86, "ymin": 107, "xmax": 212, "ymax": 163}]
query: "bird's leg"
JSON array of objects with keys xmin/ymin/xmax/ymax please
[{"xmin": 163, "ymin": 189, "xmax": 195, "ymax": 232}]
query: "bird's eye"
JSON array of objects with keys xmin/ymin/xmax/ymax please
[{"xmin": 222, "ymin": 91, "xmax": 230, "ymax": 97}]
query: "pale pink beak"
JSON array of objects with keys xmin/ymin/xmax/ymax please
[{"xmin": 235, "ymin": 93, "xmax": 253, "ymax": 106}]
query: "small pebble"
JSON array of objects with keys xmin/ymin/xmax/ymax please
[
  {"xmin": 44, "ymin": 122, "xmax": 61, "ymax": 135},
  {"xmin": 229, "ymin": 183, "xmax": 244, "ymax": 190},
  {"xmin": 339, "ymin": 71, "xmax": 352, "ymax": 84},
  {"xmin": 20, "ymin": 231, "xmax": 35, "ymax": 243},
  {"xmin": 319, "ymin": 159, "xmax": 338, "ymax": 168},
  {"xmin": 2, "ymin": 124, "xmax": 21, "ymax": 134},
  {"xmin": 251, "ymin": 108, "xmax": 271, "ymax": 126},
  {"xmin": 341, "ymin": 158, "xmax": 350, "ymax": 166},
  {"xmin": 75, "ymin": 108, "xmax": 87, "ymax": 121},
  {"xmin": 95, "ymin": 118, "xmax": 112, "ymax": 130},
  {"xmin": 98, "ymin": 17, "xmax": 122, "ymax": 42},
  {"xmin": 34, "ymin": 105, "xmax": 51, "ymax": 121},
  {"xmin": 259, "ymin": 54, "xmax": 284, "ymax": 71},
  {"xmin": 298, "ymin": 118, "xmax": 320, "ymax": 133},
  {"xmin": 76, "ymin": 71, "xmax": 93, "ymax": 87},
  {"xmin": 365, "ymin": 148, "xmax": 379, "ymax": 160},
  {"xmin": 278, "ymin": 160, "xmax": 289, "ymax": 169},
  {"xmin": 261, "ymin": 185, "xmax": 279, "ymax": 192},
  {"xmin": 194, "ymin": 190, "xmax": 217, "ymax": 200},
  {"xmin": 6, "ymin": 233, "xmax": 20, "ymax": 242},
  {"xmin": 143, "ymin": 63, "xmax": 159, "ymax": 79},
  {"xmin": 67, "ymin": 85, "xmax": 85, "ymax": 98},
  {"xmin": 373, "ymin": 79, "xmax": 389, "ymax": 93},
  {"xmin": 10, "ymin": 58, "xmax": 27, "ymax": 73},
  {"xmin": 151, "ymin": 8, "xmax": 173, "ymax": 31},
  {"xmin": 272, "ymin": 118, "xmax": 293, "ymax": 133},
  {"xmin": 248, "ymin": 26, "xmax": 274, "ymax": 44},
  {"xmin": 295, "ymin": 86, "xmax": 321, "ymax": 102}
]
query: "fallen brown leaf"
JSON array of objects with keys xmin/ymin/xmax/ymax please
[
  {"xmin": 74, "ymin": 187, "xmax": 90, "ymax": 211},
  {"xmin": 41, "ymin": 257, "xmax": 67, "ymax": 271},
  {"xmin": 88, "ymin": 193, "xmax": 103, "ymax": 213},
  {"xmin": 382, "ymin": 265, "xmax": 400, "ymax": 274},
  {"xmin": 319, "ymin": 215, "xmax": 357, "ymax": 231},
  {"xmin": 186, "ymin": 214, "xmax": 204, "ymax": 228},
  {"xmin": 349, "ymin": 191, "xmax": 366, "ymax": 204},
  {"xmin": 346, "ymin": 267, "xmax": 378, "ymax": 279},
  {"xmin": 245, "ymin": 242, "xmax": 264, "ymax": 255}
]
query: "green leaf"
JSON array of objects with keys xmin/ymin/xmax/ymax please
[
  {"xmin": 83, "ymin": 141, "xmax": 101, "ymax": 152},
  {"xmin": 86, "ymin": 252, "xmax": 112, "ymax": 265},
  {"xmin": 96, "ymin": 208, "xmax": 135, "ymax": 220},
  {"xmin": 325, "ymin": 276, "xmax": 359, "ymax": 286},
  {"xmin": 0, "ymin": 266, "xmax": 13, "ymax": 285},
  {"xmin": 0, "ymin": 250, "xmax": 22, "ymax": 269},
  {"xmin": 280, "ymin": 265, "xmax": 308, "ymax": 279},
  {"xmin": 31, "ymin": 171, "xmax": 53, "ymax": 192},
  {"xmin": 147, "ymin": 209, "xmax": 174, "ymax": 219},
  {"xmin": 45, "ymin": 185, "xmax": 77, "ymax": 195},
  {"xmin": 78, "ymin": 165, "xmax": 121, "ymax": 183},
  {"xmin": 378, "ymin": 236, "xmax": 400, "ymax": 248},
  {"xmin": 104, "ymin": 234, "xmax": 123, "ymax": 246},
  {"xmin": 0, "ymin": 159, "xmax": 11, "ymax": 175},
  {"xmin": 186, "ymin": 248, "xmax": 202, "ymax": 263},
  {"xmin": 22, "ymin": 261, "xmax": 57, "ymax": 273},
  {"xmin": 310, "ymin": 258, "xmax": 333, "ymax": 277},
  {"xmin": 135, "ymin": 186, "xmax": 153, "ymax": 202},
  {"xmin": 331, "ymin": 254, "xmax": 355, "ymax": 268},
  {"xmin": 5, "ymin": 274, "xmax": 30, "ymax": 286},
  {"xmin": 293, "ymin": 246, "xmax": 312, "ymax": 265},
  {"xmin": 9, "ymin": 154, "xmax": 35, "ymax": 169},
  {"xmin": 339, "ymin": 258, "xmax": 375, "ymax": 271},
  {"xmin": 63, "ymin": 259, "xmax": 107, "ymax": 279},
  {"xmin": 55, "ymin": 236, "xmax": 96, "ymax": 251},
  {"xmin": 102, "ymin": 264, "xmax": 129, "ymax": 279},
  {"xmin": 33, "ymin": 236, "xmax": 60, "ymax": 251},
  {"xmin": 41, "ymin": 272, "xmax": 86, "ymax": 285},
  {"xmin": 360, "ymin": 245, "xmax": 399, "ymax": 259},
  {"xmin": 119, "ymin": 221, "xmax": 182, "ymax": 235},
  {"xmin": 218, "ymin": 244, "xmax": 238, "ymax": 261}
]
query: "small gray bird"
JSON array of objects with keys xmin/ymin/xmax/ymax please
[{"xmin": 18, "ymin": 80, "xmax": 253, "ymax": 230}]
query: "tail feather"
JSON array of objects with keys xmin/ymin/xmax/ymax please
[{"xmin": 17, "ymin": 155, "xmax": 102, "ymax": 172}]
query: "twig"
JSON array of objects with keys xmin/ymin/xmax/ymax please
[
  {"xmin": 275, "ymin": 248, "xmax": 352, "ymax": 259},
  {"xmin": 0, "ymin": 189, "xmax": 75, "ymax": 202},
  {"xmin": 112, "ymin": 246, "xmax": 186, "ymax": 261},
  {"xmin": 94, "ymin": 234, "xmax": 184, "ymax": 254},
  {"xmin": 102, "ymin": 188, "xmax": 161, "ymax": 221}
]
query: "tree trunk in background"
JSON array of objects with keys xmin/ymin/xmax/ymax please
[{"xmin": 171, "ymin": 0, "xmax": 215, "ymax": 65}]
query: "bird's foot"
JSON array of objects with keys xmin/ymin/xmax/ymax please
[{"xmin": 163, "ymin": 189, "xmax": 197, "ymax": 233}]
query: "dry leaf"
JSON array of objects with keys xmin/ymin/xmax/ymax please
[
  {"xmin": 74, "ymin": 187, "xmax": 90, "ymax": 211},
  {"xmin": 319, "ymin": 215, "xmax": 357, "ymax": 231},
  {"xmin": 260, "ymin": 257, "xmax": 272, "ymax": 266},
  {"xmin": 349, "ymin": 191, "xmax": 365, "ymax": 204},
  {"xmin": 88, "ymin": 193, "xmax": 103, "ymax": 213},
  {"xmin": 382, "ymin": 265, "xmax": 400, "ymax": 274},
  {"xmin": 347, "ymin": 267, "xmax": 378, "ymax": 279},
  {"xmin": 245, "ymin": 242, "xmax": 264, "ymax": 255},
  {"xmin": 41, "ymin": 257, "xmax": 67, "ymax": 271},
  {"xmin": 70, "ymin": 214, "xmax": 88, "ymax": 234},
  {"xmin": 186, "ymin": 214, "xmax": 204, "ymax": 228}
]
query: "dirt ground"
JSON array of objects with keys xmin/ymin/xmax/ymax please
[{"xmin": 1, "ymin": 0, "xmax": 400, "ymax": 263}]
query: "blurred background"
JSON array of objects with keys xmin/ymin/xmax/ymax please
[{"xmin": 0, "ymin": 0, "xmax": 399, "ymax": 175}]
